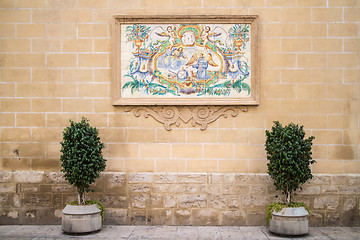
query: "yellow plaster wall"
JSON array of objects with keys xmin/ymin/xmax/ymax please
[{"xmin": 0, "ymin": 0, "xmax": 359, "ymax": 174}]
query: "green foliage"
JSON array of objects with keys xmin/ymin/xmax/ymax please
[
  {"xmin": 123, "ymin": 74, "xmax": 140, "ymax": 94},
  {"xmin": 265, "ymin": 121, "xmax": 315, "ymax": 204},
  {"xmin": 69, "ymin": 200, "xmax": 105, "ymax": 222},
  {"xmin": 232, "ymin": 79, "xmax": 251, "ymax": 95},
  {"xmin": 229, "ymin": 24, "xmax": 249, "ymax": 39},
  {"xmin": 125, "ymin": 24, "xmax": 151, "ymax": 41},
  {"xmin": 60, "ymin": 117, "xmax": 106, "ymax": 205},
  {"xmin": 266, "ymin": 202, "xmax": 310, "ymax": 226}
]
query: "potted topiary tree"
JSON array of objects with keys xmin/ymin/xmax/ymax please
[
  {"xmin": 265, "ymin": 121, "xmax": 315, "ymax": 236},
  {"xmin": 60, "ymin": 117, "xmax": 106, "ymax": 234}
]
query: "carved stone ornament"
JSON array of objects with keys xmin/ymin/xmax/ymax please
[{"xmin": 125, "ymin": 106, "xmax": 248, "ymax": 130}]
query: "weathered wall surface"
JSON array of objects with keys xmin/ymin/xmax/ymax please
[
  {"xmin": 0, "ymin": 0, "xmax": 359, "ymax": 226},
  {"xmin": 0, "ymin": 171, "xmax": 359, "ymax": 226}
]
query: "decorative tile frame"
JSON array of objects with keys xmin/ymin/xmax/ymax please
[{"xmin": 112, "ymin": 15, "xmax": 259, "ymax": 106}]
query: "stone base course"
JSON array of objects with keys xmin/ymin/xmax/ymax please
[
  {"xmin": 1, "ymin": 225, "xmax": 360, "ymax": 239},
  {"xmin": 0, "ymin": 171, "xmax": 359, "ymax": 226}
]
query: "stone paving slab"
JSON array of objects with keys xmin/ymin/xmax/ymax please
[{"xmin": 0, "ymin": 225, "xmax": 359, "ymax": 240}]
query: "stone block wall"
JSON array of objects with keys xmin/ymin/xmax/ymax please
[
  {"xmin": 0, "ymin": 0, "xmax": 359, "ymax": 226},
  {"xmin": 1, "ymin": 171, "xmax": 359, "ymax": 226},
  {"xmin": 0, "ymin": 0, "xmax": 359, "ymax": 174}
]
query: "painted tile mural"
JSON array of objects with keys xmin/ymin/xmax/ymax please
[{"xmin": 120, "ymin": 23, "xmax": 252, "ymax": 99}]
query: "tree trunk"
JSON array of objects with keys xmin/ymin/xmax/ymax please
[
  {"xmin": 77, "ymin": 191, "xmax": 85, "ymax": 205},
  {"xmin": 286, "ymin": 193, "xmax": 291, "ymax": 205},
  {"xmin": 285, "ymin": 186, "xmax": 291, "ymax": 205}
]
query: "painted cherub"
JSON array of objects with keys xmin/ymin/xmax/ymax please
[
  {"xmin": 200, "ymin": 26, "xmax": 211, "ymax": 49},
  {"xmin": 200, "ymin": 26, "xmax": 222, "ymax": 50},
  {"xmin": 156, "ymin": 26, "xmax": 178, "ymax": 50}
]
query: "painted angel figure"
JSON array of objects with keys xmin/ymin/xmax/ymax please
[
  {"xmin": 200, "ymin": 26, "xmax": 222, "ymax": 50},
  {"xmin": 156, "ymin": 26, "xmax": 178, "ymax": 50},
  {"xmin": 170, "ymin": 47, "xmax": 186, "ymax": 60},
  {"xmin": 200, "ymin": 26, "xmax": 211, "ymax": 48},
  {"xmin": 186, "ymin": 53, "xmax": 218, "ymax": 80}
]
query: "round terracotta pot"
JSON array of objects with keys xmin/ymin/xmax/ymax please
[{"xmin": 62, "ymin": 204, "xmax": 102, "ymax": 234}]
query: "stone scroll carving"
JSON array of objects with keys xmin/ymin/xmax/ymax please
[{"xmin": 125, "ymin": 106, "xmax": 247, "ymax": 130}]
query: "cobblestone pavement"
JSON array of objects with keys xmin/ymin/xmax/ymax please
[{"xmin": 0, "ymin": 225, "xmax": 359, "ymax": 240}]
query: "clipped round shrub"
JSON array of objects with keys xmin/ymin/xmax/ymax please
[
  {"xmin": 265, "ymin": 121, "xmax": 315, "ymax": 205},
  {"xmin": 60, "ymin": 117, "xmax": 106, "ymax": 205}
]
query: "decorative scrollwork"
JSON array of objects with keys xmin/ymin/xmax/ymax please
[
  {"xmin": 125, "ymin": 106, "xmax": 247, "ymax": 130},
  {"xmin": 192, "ymin": 106, "xmax": 240, "ymax": 130}
]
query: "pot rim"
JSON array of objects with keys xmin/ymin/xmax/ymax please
[
  {"xmin": 272, "ymin": 206, "xmax": 309, "ymax": 217},
  {"xmin": 62, "ymin": 203, "xmax": 101, "ymax": 215}
]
